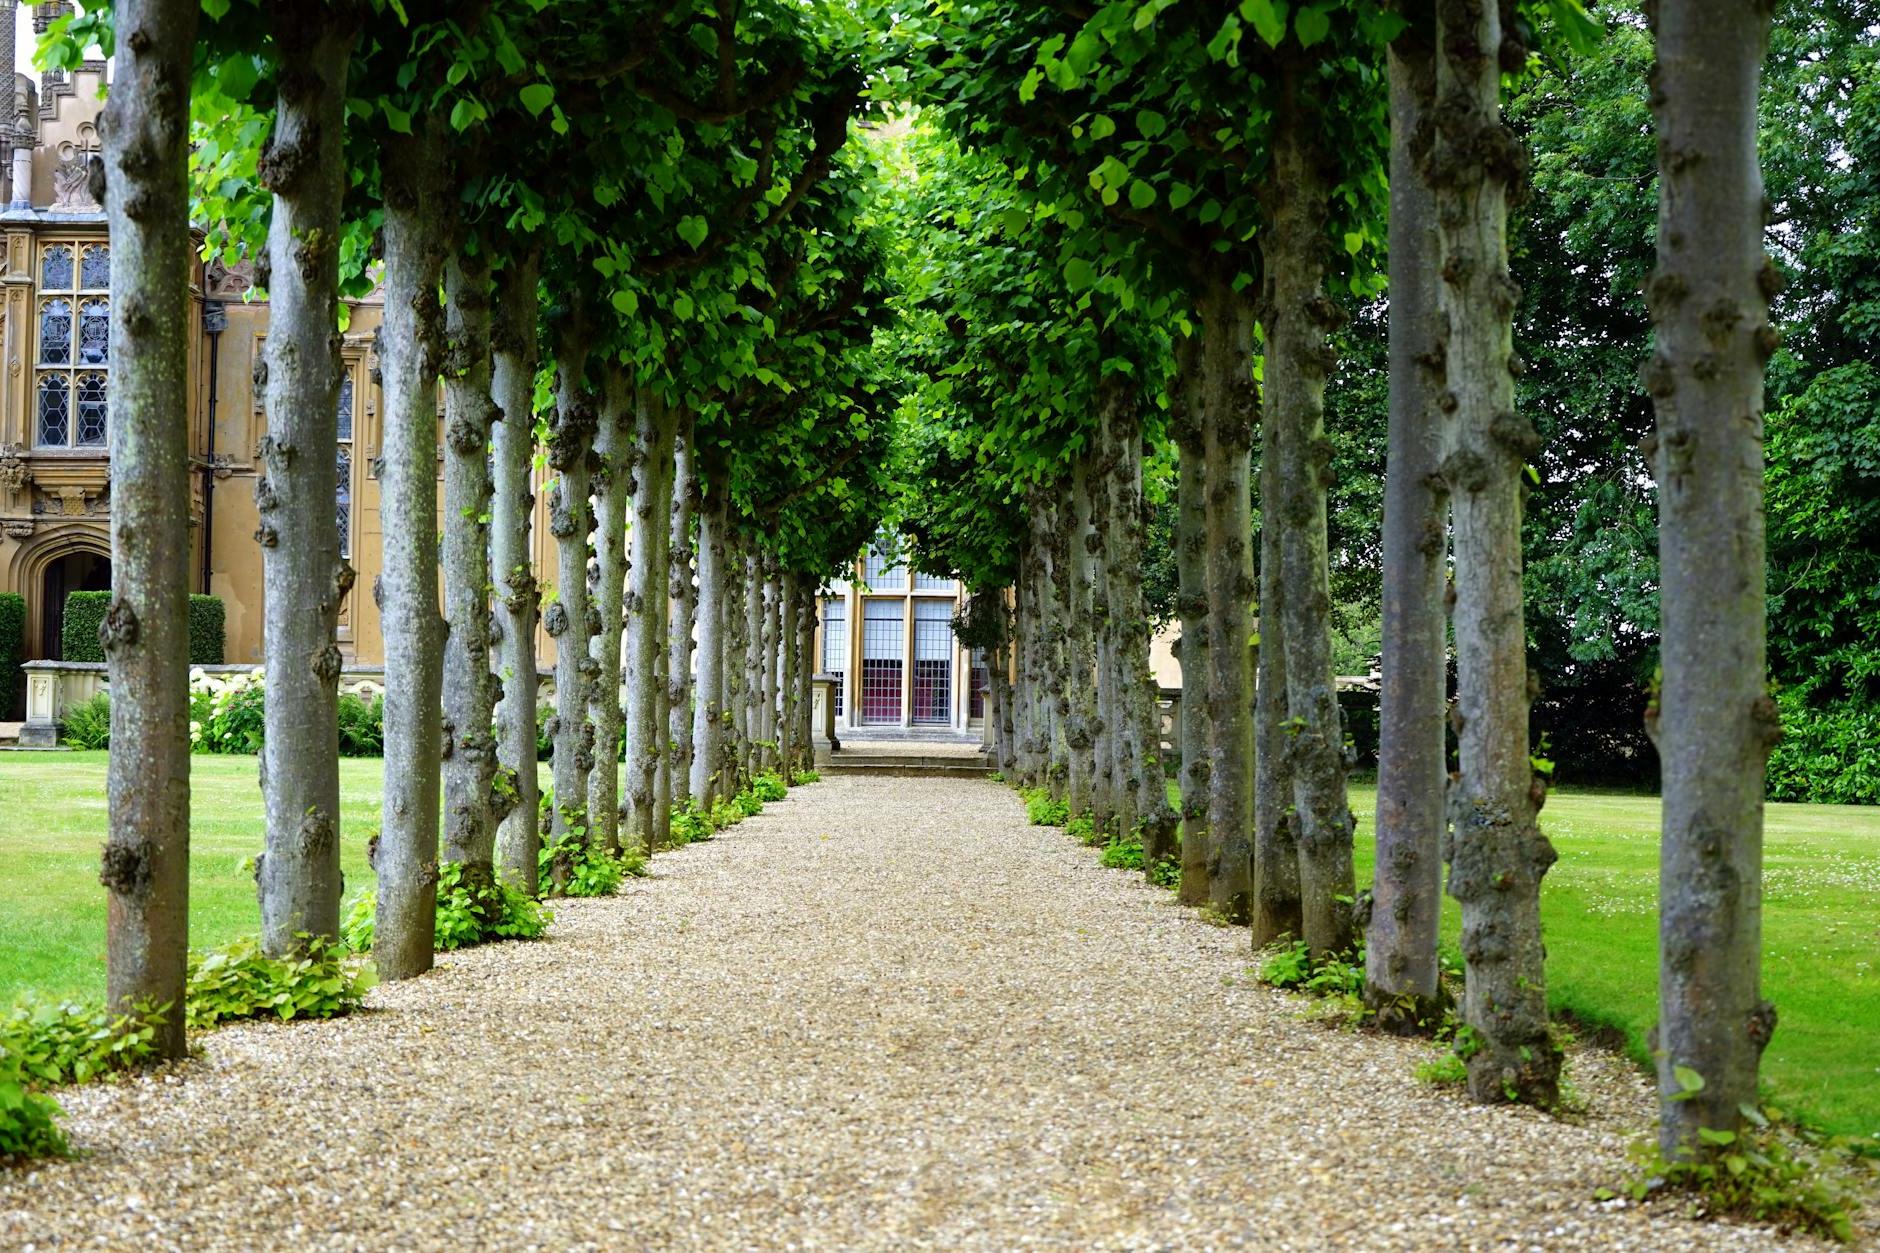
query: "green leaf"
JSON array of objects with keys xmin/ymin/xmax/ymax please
[
  {"xmin": 381, "ymin": 102, "xmax": 413, "ymax": 134},
  {"xmin": 1697, "ymin": 1126, "xmax": 1738, "ymax": 1146},
  {"xmin": 1136, "ymin": 109, "xmax": 1167, "ymax": 139},
  {"xmin": 449, "ymin": 98, "xmax": 485, "ymax": 132},
  {"xmin": 1128, "ymin": 180, "xmax": 1156, "ymax": 209},
  {"xmin": 216, "ymin": 54, "xmax": 258, "ymax": 102},
  {"xmin": 672, "ymin": 293, "xmax": 696, "ymax": 321},
  {"xmin": 519, "ymin": 83, "xmax": 554, "ymax": 117},
  {"xmin": 1063, "ymin": 257, "xmax": 1097, "ymax": 291},
  {"xmin": 1343, "ymin": 231, "xmax": 1364, "ymax": 255},
  {"xmin": 1089, "ymin": 113, "xmax": 1117, "ymax": 140},
  {"xmin": 1168, "ymin": 183, "xmax": 1195, "ymax": 210},
  {"xmin": 611, "ymin": 289, "xmax": 639, "ymax": 317},
  {"xmin": 1671, "ymin": 1064, "xmax": 1706, "ymax": 1100},
  {"xmin": 676, "ymin": 215, "xmax": 709, "ymax": 250},
  {"xmin": 1240, "ymin": 0, "xmax": 1287, "ymax": 48},
  {"xmin": 1294, "ymin": 5, "xmax": 1331, "ymax": 48}
]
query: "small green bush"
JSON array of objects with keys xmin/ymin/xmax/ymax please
[
  {"xmin": 184, "ymin": 934, "xmax": 372, "ymax": 1031},
  {"xmin": 187, "ymin": 595, "xmax": 225, "ymax": 665},
  {"xmin": 0, "ymin": 1048, "xmax": 67, "ymax": 1160},
  {"xmin": 1258, "ymin": 940, "xmax": 1366, "ymax": 1000},
  {"xmin": 1766, "ymin": 689, "xmax": 1880, "ymax": 806},
  {"xmin": 539, "ymin": 835, "xmax": 645, "ymax": 898},
  {"xmin": 1066, "ymin": 816, "xmax": 1104, "ymax": 847},
  {"xmin": 0, "ymin": 591, "xmax": 23, "ymax": 717},
  {"xmin": 59, "ymin": 590, "xmax": 109, "ymax": 664},
  {"xmin": 734, "ymin": 787, "xmax": 764, "ymax": 817},
  {"xmin": 752, "ymin": 771, "xmax": 788, "ymax": 802},
  {"xmin": 337, "ymin": 692, "xmax": 384, "ymax": 756},
  {"xmin": 189, "ymin": 670, "xmax": 266, "ymax": 754},
  {"xmin": 1, "ymin": 998, "xmax": 160, "ymax": 1086},
  {"xmin": 1020, "ymin": 787, "xmax": 1069, "ymax": 827},
  {"xmin": 709, "ymin": 795, "xmax": 745, "ymax": 829},
  {"xmin": 669, "ymin": 799, "xmax": 715, "ymax": 846},
  {"xmin": 1149, "ymin": 856, "xmax": 1181, "ymax": 890},
  {"xmin": 344, "ymin": 868, "xmax": 553, "ymax": 953},
  {"xmin": 791, "ymin": 768, "xmax": 821, "ymax": 786},
  {"xmin": 60, "ymin": 691, "xmax": 111, "ymax": 750}
]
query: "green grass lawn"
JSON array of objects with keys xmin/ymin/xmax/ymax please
[{"xmin": 1160, "ymin": 778, "xmax": 1878, "ymax": 1144}]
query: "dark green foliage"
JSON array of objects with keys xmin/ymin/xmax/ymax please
[
  {"xmin": 0, "ymin": 592, "xmax": 23, "ymax": 717},
  {"xmin": 344, "ymin": 866, "xmax": 555, "ymax": 951},
  {"xmin": 669, "ymin": 799, "xmax": 716, "ymax": 846},
  {"xmin": 537, "ymin": 837, "xmax": 646, "ymax": 898},
  {"xmin": 791, "ymin": 769, "xmax": 821, "ymax": 786},
  {"xmin": 1258, "ymin": 940, "xmax": 1366, "ymax": 1000},
  {"xmin": 60, "ymin": 692, "xmax": 112, "ymax": 750},
  {"xmin": 184, "ymin": 934, "xmax": 372, "ymax": 1030},
  {"xmin": 1767, "ymin": 689, "xmax": 1880, "ymax": 806},
  {"xmin": 1337, "ymin": 686, "xmax": 1380, "ymax": 774},
  {"xmin": 187, "ymin": 595, "xmax": 225, "ymax": 665},
  {"xmin": 59, "ymin": 590, "xmax": 108, "ymax": 664},
  {"xmin": 1020, "ymin": 787, "xmax": 1068, "ymax": 827},
  {"xmin": 1, "ymin": 998, "xmax": 161, "ymax": 1086},
  {"xmin": 0, "ymin": 1049, "xmax": 67, "ymax": 1160},
  {"xmin": 751, "ymin": 771, "xmax": 788, "ymax": 802},
  {"xmin": 337, "ymin": 692, "xmax": 384, "ymax": 757}
]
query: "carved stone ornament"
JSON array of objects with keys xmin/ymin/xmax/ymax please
[
  {"xmin": 2, "ymin": 519, "xmax": 31, "ymax": 539},
  {"xmin": 0, "ymin": 442, "xmax": 28, "ymax": 491},
  {"xmin": 50, "ymin": 135, "xmax": 100, "ymax": 212},
  {"xmin": 210, "ymin": 452, "xmax": 235, "ymax": 481}
]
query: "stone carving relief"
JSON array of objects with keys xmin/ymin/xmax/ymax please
[
  {"xmin": 2, "ymin": 520, "xmax": 32, "ymax": 539},
  {"xmin": 0, "ymin": 443, "xmax": 29, "ymax": 491},
  {"xmin": 204, "ymin": 257, "xmax": 256, "ymax": 300},
  {"xmin": 50, "ymin": 128, "xmax": 101, "ymax": 212},
  {"xmin": 31, "ymin": 484, "xmax": 108, "ymax": 517}
]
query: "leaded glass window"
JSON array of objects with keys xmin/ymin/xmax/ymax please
[
  {"xmin": 80, "ymin": 244, "xmax": 110, "ymax": 290},
  {"xmin": 337, "ymin": 373, "xmax": 354, "ymax": 441},
  {"xmin": 35, "ymin": 240, "xmax": 110, "ymax": 448},
  {"xmin": 37, "ymin": 375, "xmax": 69, "ymax": 446},
  {"xmin": 336, "ymin": 446, "xmax": 353, "ymax": 558},
  {"xmin": 40, "ymin": 244, "xmax": 72, "ymax": 289},
  {"xmin": 39, "ymin": 299, "xmax": 71, "ymax": 366}
]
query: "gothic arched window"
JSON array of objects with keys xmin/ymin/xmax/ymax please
[
  {"xmin": 337, "ymin": 369, "xmax": 356, "ymax": 556},
  {"xmin": 35, "ymin": 240, "xmax": 110, "ymax": 448}
]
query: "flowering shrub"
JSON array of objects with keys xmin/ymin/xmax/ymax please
[{"xmin": 188, "ymin": 668, "xmax": 267, "ymax": 753}]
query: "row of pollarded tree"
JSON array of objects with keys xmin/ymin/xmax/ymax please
[
  {"xmin": 89, "ymin": 0, "xmax": 892, "ymax": 1056},
  {"xmin": 902, "ymin": 0, "xmax": 1781, "ymax": 1162}
]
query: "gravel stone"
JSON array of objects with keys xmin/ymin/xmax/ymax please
[{"xmin": 0, "ymin": 777, "xmax": 1846, "ymax": 1249}]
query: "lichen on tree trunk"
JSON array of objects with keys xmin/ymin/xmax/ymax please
[
  {"xmin": 624, "ymin": 387, "xmax": 677, "ymax": 852},
  {"xmin": 439, "ymin": 247, "xmax": 502, "ymax": 896},
  {"xmin": 1198, "ymin": 279, "xmax": 1257, "ymax": 925},
  {"xmin": 587, "ymin": 367, "xmax": 635, "ymax": 859},
  {"xmin": 1645, "ymin": 0, "xmax": 1778, "ymax": 1158},
  {"xmin": 254, "ymin": 7, "xmax": 356, "ymax": 957},
  {"xmin": 1367, "ymin": 19, "xmax": 1450, "ymax": 1029},
  {"xmin": 690, "ymin": 463, "xmax": 729, "ymax": 807},
  {"xmin": 1427, "ymin": 0, "xmax": 1560, "ymax": 1105},
  {"xmin": 668, "ymin": 413, "xmax": 699, "ymax": 804},
  {"xmin": 1170, "ymin": 339, "xmax": 1213, "ymax": 907},
  {"xmin": 545, "ymin": 322, "xmax": 598, "ymax": 890},
  {"xmin": 491, "ymin": 250, "xmax": 542, "ymax": 895},
  {"xmin": 100, "ymin": 0, "xmax": 199, "ymax": 1056},
  {"xmin": 373, "ymin": 128, "xmax": 447, "ymax": 981},
  {"xmin": 1064, "ymin": 458, "xmax": 1099, "ymax": 822},
  {"xmin": 1261, "ymin": 66, "xmax": 1357, "ymax": 959}
]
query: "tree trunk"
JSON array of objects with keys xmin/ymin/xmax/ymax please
[
  {"xmin": 796, "ymin": 582, "xmax": 815, "ymax": 775},
  {"xmin": 1367, "ymin": 22, "xmax": 1450, "ymax": 1027},
  {"xmin": 99, "ymin": 0, "xmax": 198, "ymax": 1056},
  {"xmin": 1252, "ymin": 449, "xmax": 1299, "ymax": 946},
  {"xmin": 1263, "ymin": 67, "xmax": 1357, "ymax": 959},
  {"xmin": 760, "ymin": 563, "xmax": 782, "ymax": 772},
  {"xmin": 439, "ymin": 247, "xmax": 501, "ymax": 894},
  {"xmin": 491, "ymin": 250, "xmax": 542, "ymax": 894},
  {"xmin": 1065, "ymin": 461, "xmax": 1098, "ymax": 820},
  {"xmin": 1646, "ymin": 0, "xmax": 1777, "ymax": 1158},
  {"xmin": 668, "ymin": 411, "xmax": 698, "ymax": 803},
  {"xmin": 1428, "ymin": 0, "xmax": 1559, "ymax": 1105},
  {"xmin": 373, "ymin": 129, "xmax": 447, "ymax": 981},
  {"xmin": 690, "ymin": 464, "xmax": 729, "ymax": 806},
  {"xmin": 778, "ymin": 569, "xmax": 801, "ymax": 776},
  {"xmin": 587, "ymin": 367, "xmax": 634, "ymax": 858},
  {"xmin": 624, "ymin": 388, "xmax": 676, "ymax": 851},
  {"xmin": 724, "ymin": 533, "xmax": 751, "ymax": 794},
  {"xmin": 545, "ymin": 327, "xmax": 598, "ymax": 889},
  {"xmin": 1171, "ymin": 339, "xmax": 1213, "ymax": 907},
  {"xmin": 255, "ymin": 9, "xmax": 355, "ymax": 956},
  {"xmin": 742, "ymin": 550, "xmax": 765, "ymax": 784},
  {"xmin": 1198, "ymin": 279, "xmax": 1258, "ymax": 924},
  {"xmin": 1089, "ymin": 426, "xmax": 1122, "ymax": 835},
  {"xmin": 1012, "ymin": 555, "xmax": 1037, "ymax": 785}
]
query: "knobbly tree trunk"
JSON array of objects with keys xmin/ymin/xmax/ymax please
[
  {"xmin": 1427, "ymin": 0, "xmax": 1559, "ymax": 1105},
  {"xmin": 742, "ymin": 551, "xmax": 765, "ymax": 783},
  {"xmin": 690, "ymin": 465, "xmax": 729, "ymax": 806},
  {"xmin": 373, "ymin": 129, "xmax": 447, "ymax": 981},
  {"xmin": 1198, "ymin": 279, "xmax": 1258, "ymax": 924},
  {"xmin": 254, "ymin": 9, "xmax": 355, "ymax": 956},
  {"xmin": 1367, "ymin": 19, "xmax": 1450, "ymax": 1028},
  {"xmin": 1090, "ymin": 425, "xmax": 1123, "ymax": 835},
  {"xmin": 1064, "ymin": 459, "xmax": 1098, "ymax": 821},
  {"xmin": 668, "ymin": 413, "xmax": 698, "ymax": 803},
  {"xmin": 439, "ymin": 248, "xmax": 503, "ymax": 893},
  {"xmin": 491, "ymin": 251, "xmax": 542, "ymax": 893},
  {"xmin": 724, "ymin": 535, "xmax": 752, "ymax": 794},
  {"xmin": 624, "ymin": 388, "xmax": 677, "ymax": 851},
  {"xmin": 1108, "ymin": 382, "xmax": 1180, "ymax": 872},
  {"xmin": 1028, "ymin": 493, "xmax": 1069, "ymax": 801},
  {"xmin": 1252, "ymin": 432, "xmax": 1299, "ymax": 946},
  {"xmin": 1011, "ymin": 557, "xmax": 1037, "ymax": 784},
  {"xmin": 778, "ymin": 569, "xmax": 801, "ymax": 776},
  {"xmin": 759, "ymin": 563, "xmax": 782, "ymax": 772},
  {"xmin": 99, "ymin": 0, "xmax": 198, "ymax": 1055},
  {"xmin": 545, "ymin": 329, "xmax": 598, "ymax": 888},
  {"xmin": 795, "ymin": 582, "xmax": 815, "ymax": 775},
  {"xmin": 1171, "ymin": 340, "xmax": 1213, "ymax": 906},
  {"xmin": 1262, "ymin": 70, "xmax": 1357, "ymax": 958},
  {"xmin": 587, "ymin": 367, "xmax": 634, "ymax": 858},
  {"xmin": 1645, "ymin": 0, "xmax": 1778, "ymax": 1157}
]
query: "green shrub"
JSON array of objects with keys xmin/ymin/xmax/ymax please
[
  {"xmin": 1098, "ymin": 835, "xmax": 1143, "ymax": 868},
  {"xmin": 0, "ymin": 1048, "xmax": 67, "ymax": 1160},
  {"xmin": 709, "ymin": 796, "xmax": 745, "ymax": 829},
  {"xmin": 791, "ymin": 768, "xmax": 821, "ymax": 786},
  {"xmin": 1021, "ymin": 787, "xmax": 1069, "ymax": 827},
  {"xmin": 187, "ymin": 595, "xmax": 225, "ymax": 665},
  {"xmin": 1766, "ymin": 689, "xmax": 1880, "ymax": 805},
  {"xmin": 535, "ymin": 705, "xmax": 554, "ymax": 761},
  {"xmin": 344, "ymin": 869, "xmax": 553, "ymax": 953},
  {"xmin": 1066, "ymin": 815, "xmax": 1104, "ymax": 847},
  {"xmin": 60, "ymin": 691, "xmax": 111, "ymax": 750},
  {"xmin": 1148, "ymin": 856, "xmax": 1181, "ymax": 890},
  {"xmin": 188, "ymin": 670, "xmax": 266, "ymax": 754},
  {"xmin": 1, "ymin": 998, "xmax": 160, "ymax": 1086},
  {"xmin": 669, "ymin": 799, "xmax": 715, "ymax": 846},
  {"xmin": 539, "ymin": 835, "xmax": 645, "ymax": 898},
  {"xmin": 1414, "ymin": 1052, "xmax": 1469, "ymax": 1087},
  {"xmin": 734, "ymin": 787, "xmax": 764, "ymax": 817},
  {"xmin": 60, "ymin": 590, "xmax": 108, "ymax": 664},
  {"xmin": 0, "ymin": 591, "xmax": 23, "ymax": 717},
  {"xmin": 1258, "ymin": 940, "xmax": 1366, "ymax": 999},
  {"xmin": 752, "ymin": 771, "xmax": 788, "ymax": 802},
  {"xmin": 337, "ymin": 692, "xmax": 384, "ymax": 756},
  {"xmin": 184, "ymin": 934, "xmax": 372, "ymax": 1031}
]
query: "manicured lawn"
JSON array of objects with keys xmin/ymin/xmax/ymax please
[{"xmin": 1163, "ymin": 779, "xmax": 1879, "ymax": 1144}]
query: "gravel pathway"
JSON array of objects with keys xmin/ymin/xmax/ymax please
[{"xmin": 0, "ymin": 776, "xmax": 1830, "ymax": 1249}]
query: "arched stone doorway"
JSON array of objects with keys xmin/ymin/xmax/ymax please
[{"xmin": 39, "ymin": 549, "xmax": 110, "ymax": 660}]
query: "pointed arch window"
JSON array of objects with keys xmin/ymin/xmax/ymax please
[
  {"xmin": 35, "ymin": 239, "xmax": 109, "ymax": 448},
  {"xmin": 337, "ymin": 369, "xmax": 356, "ymax": 557}
]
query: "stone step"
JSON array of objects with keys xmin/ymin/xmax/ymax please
[{"xmin": 819, "ymin": 755, "xmax": 991, "ymax": 778}]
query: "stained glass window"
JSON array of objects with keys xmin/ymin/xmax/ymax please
[
  {"xmin": 37, "ymin": 375, "xmax": 69, "ymax": 446},
  {"xmin": 41, "ymin": 244, "xmax": 72, "ymax": 289},
  {"xmin": 336, "ymin": 445, "xmax": 353, "ymax": 558},
  {"xmin": 337, "ymin": 373, "xmax": 354, "ymax": 441},
  {"xmin": 39, "ymin": 299, "xmax": 72, "ymax": 366},
  {"xmin": 36, "ymin": 241, "xmax": 110, "ymax": 448},
  {"xmin": 75, "ymin": 374, "xmax": 108, "ymax": 446},
  {"xmin": 77, "ymin": 300, "xmax": 109, "ymax": 366},
  {"xmin": 79, "ymin": 244, "xmax": 109, "ymax": 289}
]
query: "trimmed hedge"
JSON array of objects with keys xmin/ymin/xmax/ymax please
[
  {"xmin": 62, "ymin": 591, "xmax": 224, "ymax": 665},
  {"xmin": 0, "ymin": 591, "xmax": 22, "ymax": 717}
]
